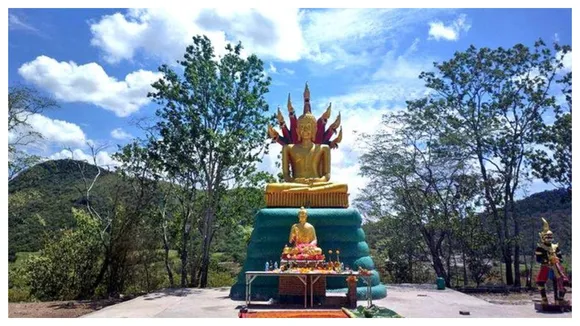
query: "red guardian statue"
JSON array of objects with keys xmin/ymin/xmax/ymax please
[{"xmin": 535, "ymin": 218, "xmax": 570, "ymax": 310}]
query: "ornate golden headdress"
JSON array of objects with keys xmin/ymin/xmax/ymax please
[
  {"xmin": 539, "ymin": 217, "xmax": 553, "ymax": 242},
  {"xmin": 267, "ymin": 82, "xmax": 342, "ymax": 147}
]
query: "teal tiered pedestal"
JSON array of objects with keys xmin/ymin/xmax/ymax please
[{"xmin": 229, "ymin": 208, "xmax": 387, "ymax": 301}]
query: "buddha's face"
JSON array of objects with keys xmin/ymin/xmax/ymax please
[
  {"xmin": 298, "ymin": 211, "xmax": 308, "ymax": 224},
  {"xmin": 297, "ymin": 113, "xmax": 317, "ymax": 142},
  {"xmin": 299, "ymin": 121, "xmax": 315, "ymax": 141}
]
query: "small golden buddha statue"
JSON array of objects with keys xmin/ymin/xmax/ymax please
[
  {"xmin": 265, "ymin": 83, "xmax": 348, "ymax": 207},
  {"xmin": 289, "ymin": 207, "xmax": 318, "ymax": 246}
]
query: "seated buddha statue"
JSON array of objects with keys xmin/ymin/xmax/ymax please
[
  {"xmin": 265, "ymin": 83, "xmax": 348, "ymax": 195},
  {"xmin": 289, "ymin": 207, "xmax": 318, "ymax": 246},
  {"xmin": 283, "ymin": 207, "xmax": 323, "ymax": 260}
]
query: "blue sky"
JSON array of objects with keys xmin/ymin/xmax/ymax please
[{"xmin": 8, "ymin": 8, "xmax": 572, "ymax": 199}]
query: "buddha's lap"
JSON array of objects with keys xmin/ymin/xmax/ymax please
[{"xmin": 265, "ymin": 182, "xmax": 348, "ymax": 192}]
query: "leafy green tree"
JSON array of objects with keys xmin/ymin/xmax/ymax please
[
  {"xmin": 23, "ymin": 208, "xmax": 102, "ymax": 300},
  {"xmin": 457, "ymin": 213, "xmax": 496, "ymax": 287},
  {"xmin": 363, "ymin": 217, "xmax": 428, "ymax": 284},
  {"xmin": 148, "ymin": 35, "xmax": 272, "ymax": 287},
  {"xmin": 359, "ymin": 110, "xmax": 477, "ymax": 287},
  {"xmin": 406, "ymin": 39, "xmax": 570, "ymax": 286},
  {"xmin": 530, "ymin": 70, "xmax": 572, "ymax": 193},
  {"xmin": 212, "ymin": 174, "xmax": 272, "ymax": 265}
]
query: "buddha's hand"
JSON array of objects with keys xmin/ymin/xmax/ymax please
[{"xmin": 294, "ymin": 177, "xmax": 309, "ymax": 184}]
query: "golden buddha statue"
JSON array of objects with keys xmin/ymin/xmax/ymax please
[
  {"xmin": 265, "ymin": 83, "xmax": 348, "ymax": 208},
  {"xmin": 280, "ymin": 207, "xmax": 323, "ymax": 261},
  {"xmin": 289, "ymin": 207, "xmax": 318, "ymax": 246}
]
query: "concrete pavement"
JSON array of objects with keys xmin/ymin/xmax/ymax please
[{"xmin": 83, "ymin": 284, "xmax": 571, "ymax": 318}]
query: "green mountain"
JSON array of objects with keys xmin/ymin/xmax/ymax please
[
  {"xmin": 9, "ymin": 159, "xmax": 118, "ymax": 253},
  {"xmin": 362, "ymin": 188, "xmax": 571, "ymax": 255},
  {"xmin": 10, "ymin": 159, "xmax": 571, "ymax": 259},
  {"xmin": 8, "ymin": 159, "xmax": 266, "ymax": 260},
  {"xmin": 515, "ymin": 188, "xmax": 572, "ymax": 254}
]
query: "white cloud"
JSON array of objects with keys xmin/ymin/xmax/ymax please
[
  {"xmin": 268, "ymin": 62, "xmax": 278, "ymax": 74},
  {"xmin": 560, "ymin": 50, "xmax": 572, "ymax": 72},
  {"xmin": 372, "ymin": 47, "xmax": 433, "ymax": 82},
  {"xmin": 406, "ymin": 38, "xmax": 420, "ymax": 55},
  {"xmin": 428, "ymin": 13, "xmax": 471, "ymax": 41},
  {"xmin": 9, "ymin": 13, "xmax": 39, "ymax": 33},
  {"xmin": 9, "ymin": 113, "xmax": 87, "ymax": 147},
  {"xmin": 111, "ymin": 128, "xmax": 133, "ymax": 140},
  {"xmin": 328, "ymin": 106, "xmax": 401, "ymax": 201},
  {"xmin": 282, "ymin": 68, "xmax": 295, "ymax": 75},
  {"xmin": 49, "ymin": 148, "xmax": 120, "ymax": 169},
  {"xmin": 302, "ymin": 41, "xmax": 433, "ymax": 200},
  {"xmin": 18, "ymin": 55, "xmax": 162, "ymax": 117},
  {"xmin": 313, "ymin": 40, "xmax": 433, "ymax": 111},
  {"xmin": 90, "ymin": 8, "xmax": 304, "ymax": 64},
  {"xmin": 89, "ymin": 8, "xmax": 447, "ymax": 69},
  {"xmin": 257, "ymin": 143, "xmax": 282, "ymax": 179}
]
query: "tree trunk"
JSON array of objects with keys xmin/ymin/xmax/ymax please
[
  {"xmin": 513, "ymin": 226, "xmax": 521, "ymax": 287},
  {"xmin": 180, "ymin": 214, "xmax": 190, "ymax": 288},
  {"xmin": 423, "ymin": 229, "xmax": 448, "ymax": 285},
  {"xmin": 199, "ymin": 202, "xmax": 214, "ymax": 288},
  {"xmin": 462, "ymin": 247, "xmax": 468, "ymax": 287},
  {"xmin": 503, "ymin": 180, "xmax": 514, "ymax": 286},
  {"xmin": 408, "ymin": 246, "xmax": 414, "ymax": 283},
  {"xmin": 144, "ymin": 259, "xmax": 151, "ymax": 292},
  {"xmin": 199, "ymin": 246, "xmax": 211, "ymax": 288},
  {"xmin": 433, "ymin": 255, "xmax": 448, "ymax": 286},
  {"xmin": 503, "ymin": 247, "xmax": 514, "ymax": 286},
  {"xmin": 523, "ymin": 252, "xmax": 530, "ymax": 288},
  {"xmin": 476, "ymin": 147, "xmax": 512, "ymax": 285},
  {"xmin": 510, "ymin": 191, "xmax": 521, "ymax": 287},
  {"xmin": 446, "ymin": 234, "xmax": 453, "ymax": 287},
  {"xmin": 190, "ymin": 254, "xmax": 200, "ymax": 288},
  {"xmin": 91, "ymin": 250, "xmax": 110, "ymax": 295},
  {"xmin": 529, "ymin": 244, "xmax": 535, "ymax": 289},
  {"xmin": 499, "ymin": 258, "xmax": 504, "ymax": 285},
  {"xmin": 189, "ymin": 236, "xmax": 201, "ymax": 287},
  {"xmin": 162, "ymin": 229, "xmax": 174, "ymax": 288}
]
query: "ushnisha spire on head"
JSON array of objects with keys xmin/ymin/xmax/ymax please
[{"xmin": 303, "ymin": 82, "xmax": 311, "ymax": 114}]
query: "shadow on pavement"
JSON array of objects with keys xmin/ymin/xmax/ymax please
[{"xmin": 143, "ymin": 288, "xmax": 203, "ymax": 300}]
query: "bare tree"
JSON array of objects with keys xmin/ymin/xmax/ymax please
[{"xmin": 8, "ymin": 85, "xmax": 58, "ymax": 181}]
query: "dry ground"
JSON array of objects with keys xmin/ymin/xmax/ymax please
[
  {"xmin": 471, "ymin": 289, "xmax": 572, "ymax": 306},
  {"xmin": 9, "ymin": 298, "xmax": 125, "ymax": 318},
  {"xmin": 9, "ymin": 288, "xmax": 572, "ymax": 318}
]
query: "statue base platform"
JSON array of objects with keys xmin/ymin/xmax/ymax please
[
  {"xmin": 229, "ymin": 208, "xmax": 386, "ymax": 301},
  {"xmin": 534, "ymin": 301, "xmax": 572, "ymax": 312},
  {"xmin": 265, "ymin": 192, "xmax": 349, "ymax": 208}
]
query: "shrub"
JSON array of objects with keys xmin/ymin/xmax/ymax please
[
  {"xmin": 23, "ymin": 208, "xmax": 102, "ymax": 301},
  {"xmin": 8, "ymin": 288, "xmax": 31, "ymax": 302},
  {"xmin": 207, "ymin": 270, "xmax": 235, "ymax": 287}
]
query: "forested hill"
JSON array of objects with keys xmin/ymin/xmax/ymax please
[
  {"xmin": 9, "ymin": 159, "xmax": 118, "ymax": 253},
  {"xmin": 363, "ymin": 188, "xmax": 571, "ymax": 257},
  {"xmin": 515, "ymin": 188, "xmax": 572, "ymax": 254},
  {"xmin": 9, "ymin": 159, "xmax": 571, "ymax": 256},
  {"xmin": 8, "ymin": 159, "xmax": 265, "ymax": 256}
]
